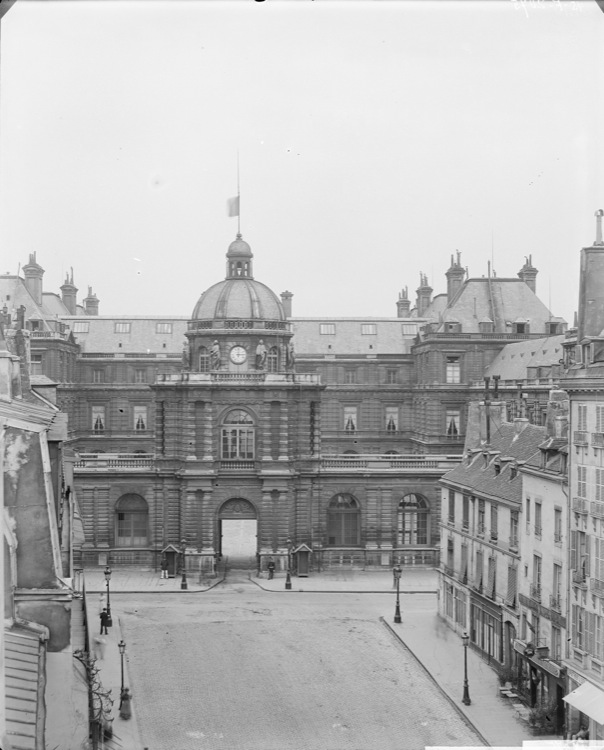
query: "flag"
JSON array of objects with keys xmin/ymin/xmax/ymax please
[{"xmin": 227, "ymin": 196, "xmax": 240, "ymax": 217}]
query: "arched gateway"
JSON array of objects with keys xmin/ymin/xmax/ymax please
[{"xmin": 218, "ymin": 498, "xmax": 258, "ymax": 568}]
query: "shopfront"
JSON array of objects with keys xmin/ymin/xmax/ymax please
[
  {"xmin": 564, "ymin": 673, "xmax": 604, "ymax": 741},
  {"xmin": 513, "ymin": 639, "xmax": 566, "ymax": 734},
  {"xmin": 470, "ymin": 592, "xmax": 503, "ymax": 664}
]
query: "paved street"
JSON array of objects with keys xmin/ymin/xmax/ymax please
[{"xmin": 115, "ymin": 571, "xmax": 484, "ymax": 750}]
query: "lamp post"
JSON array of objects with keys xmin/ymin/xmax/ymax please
[
  {"xmin": 118, "ymin": 640, "xmax": 126, "ymax": 696},
  {"xmin": 393, "ymin": 565, "xmax": 402, "ymax": 623},
  {"xmin": 103, "ymin": 565, "xmax": 112, "ymax": 627},
  {"xmin": 462, "ymin": 631, "xmax": 471, "ymax": 705},
  {"xmin": 285, "ymin": 538, "xmax": 292, "ymax": 590},
  {"xmin": 180, "ymin": 539, "xmax": 188, "ymax": 590}
]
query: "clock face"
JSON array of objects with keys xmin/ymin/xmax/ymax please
[{"xmin": 230, "ymin": 346, "xmax": 247, "ymax": 364}]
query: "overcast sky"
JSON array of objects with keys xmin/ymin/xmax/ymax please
[{"xmin": 1, "ymin": 0, "xmax": 602, "ymax": 323}]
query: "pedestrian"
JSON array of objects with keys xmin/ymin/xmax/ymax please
[
  {"xmin": 160, "ymin": 553, "xmax": 169, "ymax": 579},
  {"xmin": 119, "ymin": 687, "xmax": 132, "ymax": 720},
  {"xmin": 267, "ymin": 557, "xmax": 275, "ymax": 580},
  {"xmin": 93, "ymin": 636, "xmax": 106, "ymax": 660},
  {"xmin": 99, "ymin": 607, "xmax": 110, "ymax": 635}
]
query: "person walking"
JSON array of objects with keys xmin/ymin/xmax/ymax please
[
  {"xmin": 119, "ymin": 688, "xmax": 132, "ymax": 720},
  {"xmin": 267, "ymin": 558, "xmax": 276, "ymax": 580},
  {"xmin": 160, "ymin": 554, "xmax": 169, "ymax": 579},
  {"xmin": 99, "ymin": 608, "xmax": 110, "ymax": 635}
]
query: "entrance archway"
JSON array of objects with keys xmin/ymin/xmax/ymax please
[{"xmin": 218, "ymin": 498, "xmax": 257, "ymax": 568}]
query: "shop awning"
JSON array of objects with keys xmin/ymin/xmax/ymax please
[{"xmin": 563, "ymin": 680, "xmax": 604, "ymax": 724}]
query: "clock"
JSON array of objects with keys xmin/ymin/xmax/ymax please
[{"xmin": 230, "ymin": 346, "xmax": 247, "ymax": 364}]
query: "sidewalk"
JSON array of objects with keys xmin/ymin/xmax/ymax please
[
  {"xmin": 85, "ymin": 594, "xmax": 145, "ymax": 750},
  {"xmin": 83, "ymin": 566, "xmax": 560, "ymax": 749}
]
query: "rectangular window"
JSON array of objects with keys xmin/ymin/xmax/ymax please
[
  {"xmin": 343, "ymin": 406, "xmax": 357, "ymax": 432},
  {"xmin": 462, "ymin": 495, "xmax": 469, "ymax": 531},
  {"xmin": 552, "ymin": 563, "xmax": 562, "ymax": 610},
  {"xmin": 320, "ymin": 324, "xmax": 336, "ymax": 335},
  {"xmin": 385, "ymin": 407, "xmax": 398, "ymax": 432},
  {"xmin": 490, "ymin": 504, "xmax": 498, "ymax": 541},
  {"xmin": 572, "ymin": 604, "xmax": 584, "ymax": 649},
  {"xmin": 475, "ymin": 549, "xmax": 484, "ymax": 591},
  {"xmin": 135, "ymin": 369, "xmax": 146, "ymax": 384},
  {"xmin": 506, "ymin": 565, "xmax": 517, "ymax": 607},
  {"xmin": 446, "ymin": 538, "xmax": 454, "ymax": 571},
  {"xmin": 72, "ymin": 321, "xmax": 89, "ymax": 333},
  {"xmin": 597, "ymin": 405, "xmax": 604, "ymax": 433},
  {"xmin": 510, "ymin": 511, "xmax": 519, "ymax": 549},
  {"xmin": 534, "ymin": 501, "xmax": 542, "ymax": 538},
  {"xmin": 386, "ymin": 369, "xmax": 398, "ymax": 384},
  {"xmin": 92, "ymin": 406, "xmax": 106, "ymax": 432},
  {"xmin": 401, "ymin": 323, "xmax": 417, "ymax": 335},
  {"xmin": 577, "ymin": 403, "xmax": 588, "ymax": 432},
  {"xmin": 445, "ymin": 409, "xmax": 461, "ymax": 437},
  {"xmin": 30, "ymin": 353, "xmax": 43, "ymax": 376},
  {"xmin": 487, "ymin": 556, "xmax": 496, "ymax": 599},
  {"xmin": 460, "ymin": 544, "xmax": 468, "ymax": 583},
  {"xmin": 596, "ymin": 469, "xmax": 604, "ymax": 503},
  {"xmin": 551, "ymin": 625, "xmax": 561, "ymax": 661},
  {"xmin": 134, "ymin": 406, "xmax": 148, "ymax": 431},
  {"xmin": 448, "ymin": 490, "xmax": 455, "ymax": 525},
  {"xmin": 156, "ymin": 322, "xmax": 172, "ymax": 334},
  {"xmin": 594, "ymin": 537, "xmax": 604, "ymax": 584},
  {"xmin": 446, "ymin": 356, "xmax": 461, "ymax": 384},
  {"xmin": 361, "ymin": 324, "xmax": 377, "ymax": 335},
  {"xmin": 345, "ymin": 369, "xmax": 356, "ymax": 384},
  {"xmin": 477, "ymin": 500, "xmax": 485, "ymax": 535},
  {"xmin": 114, "ymin": 322, "xmax": 131, "ymax": 334},
  {"xmin": 532, "ymin": 555, "xmax": 542, "ymax": 599},
  {"xmin": 577, "ymin": 465, "xmax": 587, "ymax": 499},
  {"xmin": 93, "ymin": 369, "xmax": 105, "ymax": 384},
  {"xmin": 554, "ymin": 508, "xmax": 562, "ymax": 543},
  {"xmin": 454, "ymin": 588, "xmax": 467, "ymax": 627},
  {"xmin": 526, "ymin": 496, "xmax": 531, "ymax": 533}
]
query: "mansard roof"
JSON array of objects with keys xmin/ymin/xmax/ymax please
[
  {"xmin": 290, "ymin": 318, "xmax": 420, "ymax": 356},
  {"xmin": 484, "ymin": 335, "xmax": 566, "ymax": 380},
  {"xmin": 61, "ymin": 316, "xmax": 188, "ymax": 354},
  {"xmin": 441, "ymin": 421, "xmax": 545, "ymax": 504}
]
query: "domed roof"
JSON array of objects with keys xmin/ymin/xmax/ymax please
[
  {"xmin": 227, "ymin": 235, "xmax": 252, "ymax": 258},
  {"xmin": 191, "ymin": 278, "xmax": 285, "ymax": 321}
]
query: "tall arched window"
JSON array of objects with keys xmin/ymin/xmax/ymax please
[
  {"xmin": 221, "ymin": 409, "xmax": 255, "ymax": 459},
  {"xmin": 199, "ymin": 346, "xmax": 210, "ymax": 372},
  {"xmin": 398, "ymin": 494, "xmax": 430, "ymax": 546},
  {"xmin": 267, "ymin": 346, "xmax": 279, "ymax": 373},
  {"xmin": 327, "ymin": 493, "xmax": 360, "ymax": 546},
  {"xmin": 116, "ymin": 494, "xmax": 148, "ymax": 547}
]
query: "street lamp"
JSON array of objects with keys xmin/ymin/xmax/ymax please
[
  {"xmin": 285, "ymin": 538, "xmax": 292, "ymax": 590},
  {"xmin": 462, "ymin": 631, "xmax": 471, "ymax": 705},
  {"xmin": 393, "ymin": 565, "xmax": 402, "ymax": 624},
  {"xmin": 103, "ymin": 565, "xmax": 112, "ymax": 627},
  {"xmin": 118, "ymin": 640, "xmax": 126, "ymax": 696},
  {"xmin": 180, "ymin": 539, "xmax": 188, "ymax": 591}
]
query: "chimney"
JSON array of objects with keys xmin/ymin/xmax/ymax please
[
  {"xmin": 517, "ymin": 254, "xmax": 538, "ymax": 294},
  {"xmin": 545, "ymin": 388, "xmax": 569, "ymax": 438},
  {"xmin": 445, "ymin": 250, "xmax": 465, "ymax": 302},
  {"xmin": 60, "ymin": 268, "xmax": 78, "ymax": 315},
  {"xmin": 396, "ymin": 287, "xmax": 411, "ymax": 317},
  {"xmin": 22, "ymin": 252, "xmax": 44, "ymax": 306},
  {"xmin": 280, "ymin": 290, "xmax": 293, "ymax": 318},
  {"xmin": 514, "ymin": 417, "xmax": 529, "ymax": 435},
  {"xmin": 577, "ymin": 210, "xmax": 604, "ymax": 342},
  {"xmin": 416, "ymin": 273, "xmax": 433, "ymax": 317},
  {"xmin": 84, "ymin": 286, "xmax": 100, "ymax": 316}
]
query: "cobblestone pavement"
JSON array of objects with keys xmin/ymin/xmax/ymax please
[{"xmin": 117, "ymin": 573, "xmax": 484, "ymax": 750}]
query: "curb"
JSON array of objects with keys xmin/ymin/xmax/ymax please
[
  {"xmin": 86, "ymin": 575, "xmax": 227, "ymax": 595},
  {"xmin": 250, "ymin": 579, "xmax": 438, "ymax": 594},
  {"xmin": 380, "ymin": 617, "xmax": 490, "ymax": 748}
]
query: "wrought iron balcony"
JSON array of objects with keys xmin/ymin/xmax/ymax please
[{"xmin": 529, "ymin": 583, "xmax": 542, "ymax": 601}]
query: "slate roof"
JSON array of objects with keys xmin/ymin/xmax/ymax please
[
  {"xmin": 291, "ymin": 318, "xmax": 420, "ymax": 356},
  {"xmin": 60, "ymin": 315, "xmax": 189, "ymax": 354},
  {"xmin": 423, "ymin": 277, "xmax": 560, "ymax": 334},
  {"xmin": 4, "ymin": 628, "xmax": 43, "ymax": 750},
  {"xmin": 485, "ymin": 335, "xmax": 566, "ymax": 380},
  {"xmin": 0, "ymin": 275, "xmax": 74, "ymax": 329},
  {"xmin": 440, "ymin": 421, "xmax": 546, "ymax": 504}
]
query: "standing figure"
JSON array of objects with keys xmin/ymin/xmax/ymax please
[
  {"xmin": 286, "ymin": 340, "xmax": 296, "ymax": 371},
  {"xmin": 267, "ymin": 557, "xmax": 276, "ymax": 580},
  {"xmin": 255, "ymin": 339, "xmax": 268, "ymax": 370},
  {"xmin": 210, "ymin": 340, "xmax": 221, "ymax": 370},
  {"xmin": 119, "ymin": 688, "xmax": 132, "ymax": 720},
  {"xmin": 99, "ymin": 608, "xmax": 110, "ymax": 635},
  {"xmin": 160, "ymin": 554, "xmax": 169, "ymax": 579}
]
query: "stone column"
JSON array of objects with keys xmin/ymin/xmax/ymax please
[
  {"xmin": 278, "ymin": 401, "xmax": 289, "ymax": 461},
  {"xmin": 203, "ymin": 401, "xmax": 214, "ymax": 461},
  {"xmin": 200, "ymin": 491, "xmax": 214, "ymax": 554},
  {"xmin": 259, "ymin": 491, "xmax": 273, "ymax": 552},
  {"xmin": 261, "ymin": 400, "xmax": 272, "ymax": 461}
]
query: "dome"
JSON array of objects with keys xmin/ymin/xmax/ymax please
[
  {"xmin": 227, "ymin": 235, "xmax": 252, "ymax": 258},
  {"xmin": 191, "ymin": 278, "xmax": 285, "ymax": 321}
]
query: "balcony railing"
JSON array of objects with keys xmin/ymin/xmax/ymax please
[
  {"xmin": 590, "ymin": 578, "xmax": 604, "ymax": 596},
  {"xmin": 219, "ymin": 460, "xmax": 256, "ymax": 470},
  {"xmin": 591, "ymin": 501, "xmax": 604, "ymax": 519},
  {"xmin": 592, "ymin": 432, "xmax": 604, "ymax": 448},
  {"xmin": 509, "ymin": 536, "xmax": 519, "ymax": 551},
  {"xmin": 75, "ymin": 453, "xmax": 155, "ymax": 470},
  {"xmin": 320, "ymin": 454, "xmax": 460, "ymax": 472},
  {"xmin": 572, "ymin": 569, "xmax": 588, "ymax": 586},
  {"xmin": 549, "ymin": 593, "xmax": 561, "ymax": 611},
  {"xmin": 573, "ymin": 431, "xmax": 588, "ymax": 445},
  {"xmin": 572, "ymin": 497, "xmax": 589, "ymax": 514},
  {"xmin": 530, "ymin": 583, "xmax": 542, "ymax": 601}
]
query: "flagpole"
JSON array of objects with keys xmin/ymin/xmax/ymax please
[{"xmin": 237, "ymin": 150, "xmax": 241, "ymax": 235}]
